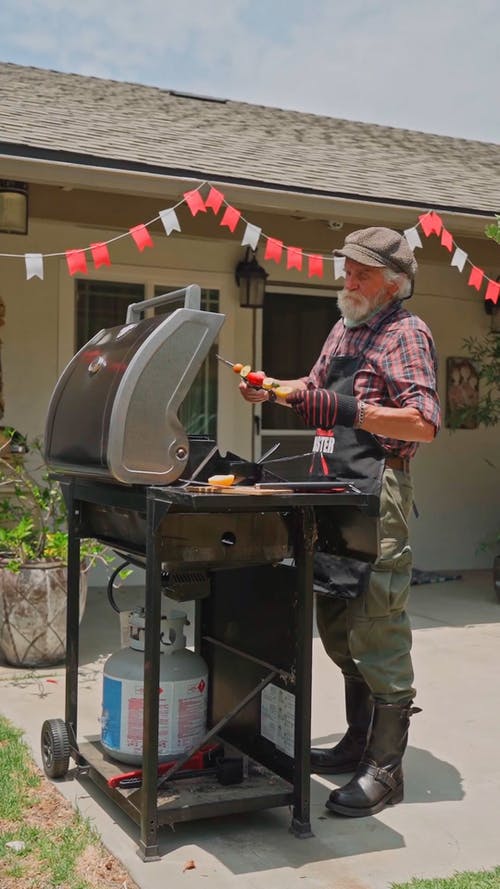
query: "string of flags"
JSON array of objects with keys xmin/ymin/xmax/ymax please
[{"xmin": 1, "ymin": 180, "xmax": 498, "ymax": 305}]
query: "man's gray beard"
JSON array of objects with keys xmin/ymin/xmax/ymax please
[{"xmin": 337, "ymin": 286, "xmax": 389, "ymax": 323}]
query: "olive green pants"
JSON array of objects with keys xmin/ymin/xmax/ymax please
[{"xmin": 315, "ymin": 467, "xmax": 415, "ymax": 703}]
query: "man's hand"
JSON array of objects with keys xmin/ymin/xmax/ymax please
[
  {"xmin": 239, "ymin": 379, "xmax": 269, "ymax": 403},
  {"xmin": 286, "ymin": 388, "xmax": 358, "ymax": 428},
  {"xmin": 238, "ymin": 374, "xmax": 307, "ymax": 405}
]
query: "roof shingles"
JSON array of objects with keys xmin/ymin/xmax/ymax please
[{"xmin": 0, "ymin": 61, "xmax": 498, "ymax": 213}]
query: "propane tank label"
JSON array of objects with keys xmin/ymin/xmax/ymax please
[{"xmin": 102, "ymin": 674, "xmax": 208, "ymax": 757}]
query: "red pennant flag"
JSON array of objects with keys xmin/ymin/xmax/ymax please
[
  {"xmin": 220, "ymin": 205, "xmax": 241, "ymax": 233},
  {"xmin": 129, "ymin": 224, "xmax": 153, "ymax": 251},
  {"xmin": 287, "ymin": 247, "xmax": 303, "ymax": 271},
  {"xmin": 184, "ymin": 189, "xmax": 206, "ymax": 216},
  {"xmin": 429, "ymin": 212, "xmax": 443, "ymax": 236},
  {"xmin": 419, "ymin": 213, "xmax": 434, "ymax": 237},
  {"xmin": 440, "ymin": 228, "xmax": 453, "ymax": 252},
  {"xmin": 468, "ymin": 266, "xmax": 484, "ymax": 290},
  {"xmin": 264, "ymin": 238, "xmax": 283, "ymax": 263},
  {"xmin": 205, "ymin": 187, "xmax": 224, "ymax": 214},
  {"xmin": 66, "ymin": 249, "xmax": 88, "ymax": 276},
  {"xmin": 308, "ymin": 254, "xmax": 324, "ymax": 278},
  {"xmin": 90, "ymin": 242, "xmax": 111, "ymax": 268},
  {"xmin": 485, "ymin": 280, "xmax": 500, "ymax": 305}
]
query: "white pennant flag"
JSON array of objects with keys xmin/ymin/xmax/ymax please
[
  {"xmin": 159, "ymin": 208, "xmax": 181, "ymax": 236},
  {"xmin": 333, "ymin": 256, "xmax": 345, "ymax": 279},
  {"xmin": 451, "ymin": 247, "xmax": 467, "ymax": 272},
  {"xmin": 25, "ymin": 253, "xmax": 44, "ymax": 280},
  {"xmin": 404, "ymin": 227, "xmax": 422, "ymax": 250},
  {"xmin": 241, "ymin": 223, "xmax": 261, "ymax": 250}
]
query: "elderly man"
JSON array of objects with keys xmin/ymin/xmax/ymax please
[{"xmin": 240, "ymin": 227, "xmax": 441, "ymax": 818}]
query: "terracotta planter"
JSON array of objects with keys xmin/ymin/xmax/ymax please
[{"xmin": 0, "ymin": 563, "xmax": 87, "ymax": 667}]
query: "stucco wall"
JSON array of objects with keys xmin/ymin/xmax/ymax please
[
  {"xmin": 409, "ymin": 262, "xmax": 499, "ymax": 570},
  {"xmin": 0, "ymin": 215, "xmax": 498, "ymax": 573}
]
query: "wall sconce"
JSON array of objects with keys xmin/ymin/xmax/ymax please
[
  {"xmin": 484, "ymin": 276, "xmax": 500, "ymax": 334},
  {"xmin": 0, "ymin": 181, "xmax": 29, "ymax": 235},
  {"xmin": 235, "ymin": 248, "xmax": 268, "ymax": 308}
]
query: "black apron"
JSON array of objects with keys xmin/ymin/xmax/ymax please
[{"xmin": 310, "ymin": 354, "xmax": 385, "ymax": 599}]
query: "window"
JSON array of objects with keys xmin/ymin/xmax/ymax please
[
  {"xmin": 259, "ymin": 291, "xmax": 340, "ymax": 471},
  {"xmin": 75, "ymin": 280, "xmax": 220, "ymax": 440},
  {"xmin": 154, "ymin": 287, "xmax": 219, "ymax": 438},
  {"xmin": 76, "ymin": 280, "xmax": 144, "ymax": 350},
  {"xmin": 262, "ymin": 291, "xmax": 340, "ymax": 431}
]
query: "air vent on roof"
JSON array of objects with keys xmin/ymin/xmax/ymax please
[{"xmin": 170, "ymin": 89, "xmax": 228, "ymax": 104}]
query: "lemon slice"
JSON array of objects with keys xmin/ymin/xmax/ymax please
[
  {"xmin": 275, "ymin": 386, "xmax": 293, "ymax": 398},
  {"xmin": 262, "ymin": 377, "xmax": 277, "ymax": 390},
  {"xmin": 207, "ymin": 474, "xmax": 236, "ymax": 487}
]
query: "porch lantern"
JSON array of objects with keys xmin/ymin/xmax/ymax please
[
  {"xmin": 235, "ymin": 249, "xmax": 268, "ymax": 309},
  {"xmin": 0, "ymin": 181, "xmax": 29, "ymax": 235}
]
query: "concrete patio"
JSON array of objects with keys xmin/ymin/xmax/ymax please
[{"xmin": 1, "ymin": 569, "xmax": 499, "ymax": 889}]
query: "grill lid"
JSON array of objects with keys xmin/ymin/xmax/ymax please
[{"xmin": 45, "ymin": 285, "xmax": 224, "ymax": 485}]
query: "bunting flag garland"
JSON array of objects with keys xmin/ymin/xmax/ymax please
[
  {"xmin": 468, "ymin": 266, "xmax": 484, "ymax": 290},
  {"xmin": 66, "ymin": 249, "xmax": 87, "ymax": 276},
  {"xmin": 287, "ymin": 246, "xmax": 303, "ymax": 271},
  {"xmin": 205, "ymin": 186, "xmax": 224, "ymax": 214},
  {"xmin": 241, "ymin": 223, "xmax": 261, "ymax": 251},
  {"xmin": 159, "ymin": 207, "xmax": 181, "ymax": 236},
  {"xmin": 333, "ymin": 256, "xmax": 346, "ymax": 279},
  {"xmin": 264, "ymin": 238, "xmax": 284, "ymax": 263},
  {"xmin": 485, "ymin": 280, "xmax": 500, "ymax": 304},
  {"xmin": 220, "ymin": 205, "xmax": 241, "ymax": 233},
  {"xmin": 184, "ymin": 189, "xmax": 206, "ymax": 216},
  {"xmin": 403, "ymin": 227, "xmax": 422, "ymax": 251},
  {"xmin": 0, "ymin": 177, "xmax": 497, "ymax": 307},
  {"xmin": 25, "ymin": 253, "xmax": 44, "ymax": 280},
  {"xmin": 440, "ymin": 228, "xmax": 453, "ymax": 252},
  {"xmin": 90, "ymin": 242, "xmax": 111, "ymax": 268},
  {"xmin": 129, "ymin": 224, "xmax": 153, "ymax": 251},
  {"xmin": 308, "ymin": 254, "xmax": 323, "ymax": 278},
  {"xmin": 451, "ymin": 247, "xmax": 468, "ymax": 272}
]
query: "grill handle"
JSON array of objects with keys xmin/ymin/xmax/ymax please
[{"xmin": 125, "ymin": 284, "xmax": 201, "ymax": 322}]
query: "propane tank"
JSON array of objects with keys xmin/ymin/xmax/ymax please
[{"xmin": 101, "ymin": 606, "xmax": 208, "ymax": 765}]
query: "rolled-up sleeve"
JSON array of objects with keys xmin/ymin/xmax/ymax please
[{"xmin": 383, "ymin": 327, "xmax": 441, "ymax": 432}]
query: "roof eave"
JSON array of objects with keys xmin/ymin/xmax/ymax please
[{"xmin": 0, "ymin": 142, "xmax": 495, "ymax": 235}]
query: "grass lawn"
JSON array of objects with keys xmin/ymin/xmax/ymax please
[
  {"xmin": 0, "ymin": 712, "xmax": 137, "ymax": 889},
  {"xmin": 392, "ymin": 870, "xmax": 500, "ymax": 889}
]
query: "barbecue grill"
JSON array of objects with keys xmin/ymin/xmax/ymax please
[{"xmin": 41, "ymin": 285, "xmax": 380, "ymax": 860}]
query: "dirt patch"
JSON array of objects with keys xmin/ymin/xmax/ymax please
[{"xmin": 0, "ymin": 759, "xmax": 139, "ymax": 889}]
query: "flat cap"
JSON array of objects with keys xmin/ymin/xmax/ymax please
[{"xmin": 334, "ymin": 227, "xmax": 418, "ymax": 279}]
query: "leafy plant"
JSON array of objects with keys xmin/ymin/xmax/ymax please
[
  {"xmin": 0, "ymin": 430, "xmax": 117, "ymax": 574},
  {"xmin": 484, "ymin": 215, "xmax": 500, "ymax": 245}
]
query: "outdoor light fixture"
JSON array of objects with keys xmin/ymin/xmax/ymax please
[
  {"xmin": 484, "ymin": 276, "xmax": 500, "ymax": 334},
  {"xmin": 0, "ymin": 181, "xmax": 29, "ymax": 235},
  {"xmin": 235, "ymin": 248, "xmax": 268, "ymax": 309}
]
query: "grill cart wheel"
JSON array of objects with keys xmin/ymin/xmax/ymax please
[{"xmin": 41, "ymin": 718, "xmax": 70, "ymax": 778}]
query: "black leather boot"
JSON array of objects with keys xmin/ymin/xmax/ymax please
[
  {"xmin": 325, "ymin": 700, "xmax": 421, "ymax": 817},
  {"xmin": 311, "ymin": 675, "xmax": 373, "ymax": 774}
]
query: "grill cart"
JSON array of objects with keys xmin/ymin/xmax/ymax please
[{"xmin": 41, "ymin": 285, "xmax": 379, "ymax": 860}]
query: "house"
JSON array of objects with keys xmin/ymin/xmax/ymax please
[{"xmin": 0, "ymin": 60, "xmax": 499, "ymax": 571}]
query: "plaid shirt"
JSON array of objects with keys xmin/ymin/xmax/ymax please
[{"xmin": 306, "ymin": 300, "xmax": 441, "ymax": 459}]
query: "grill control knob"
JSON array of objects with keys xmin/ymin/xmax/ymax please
[
  {"xmin": 88, "ymin": 356, "xmax": 107, "ymax": 375},
  {"xmin": 176, "ymin": 446, "xmax": 187, "ymax": 460}
]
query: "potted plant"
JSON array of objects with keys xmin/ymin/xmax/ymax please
[{"xmin": 0, "ymin": 429, "xmax": 117, "ymax": 667}]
